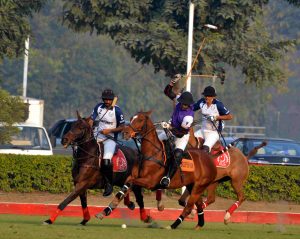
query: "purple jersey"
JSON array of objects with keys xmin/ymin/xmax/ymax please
[{"xmin": 171, "ymin": 103, "xmax": 194, "ymax": 136}]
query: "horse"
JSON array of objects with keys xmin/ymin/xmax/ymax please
[
  {"xmin": 95, "ymin": 111, "xmax": 217, "ymax": 230},
  {"xmin": 163, "ymin": 127, "xmax": 266, "ymax": 224},
  {"xmin": 43, "ymin": 111, "xmax": 152, "ymax": 225}
]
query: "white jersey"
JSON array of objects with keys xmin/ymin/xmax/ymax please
[
  {"xmin": 193, "ymin": 98, "xmax": 230, "ymax": 132},
  {"xmin": 91, "ymin": 103, "xmax": 124, "ymax": 141}
]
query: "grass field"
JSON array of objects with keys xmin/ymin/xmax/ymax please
[{"xmin": 0, "ymin": 214, "xmax": 299, "ymax": 239}]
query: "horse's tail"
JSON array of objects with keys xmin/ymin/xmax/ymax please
[{"xmin": 246, "ymin": 141, "xmax": 267, "ymax": 160}]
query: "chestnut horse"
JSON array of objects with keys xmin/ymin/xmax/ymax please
[
  {"xmin": 43, "ymin": 112, "xmax": 151, "ymax": 225},
  {"xmin": 166, "ymin": 127, "xmax": 266, "ymax": 224},
  {"xmin": 96, "ymin": 111, "xmax": 217, "ymax": 229}
]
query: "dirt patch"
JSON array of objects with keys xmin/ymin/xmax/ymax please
[{"xmin": 0, "ymin": 191, "xmax": 299, "ymax": 213}]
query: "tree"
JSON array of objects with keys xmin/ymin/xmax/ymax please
[
  {"xmin": 0, "ymin": 0, "xmax": 47, "ymax": 62},
  {"xmin": 0, "ymin": 0, "xmax": 48, "ymax": 140},
  {"xmin": 61, "ymin": 0, "xmax": 298, "ymax": 86},
  {"xmin": 0, "ymin": 88, "xmax": 27, "ymax": 143}
]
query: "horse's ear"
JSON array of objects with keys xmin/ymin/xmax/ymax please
[
  {"xmin": 76, "ymin": 110, "xmax": 82, "ymax": 120},
  {"xmin": 145, "ymin": 110, "xmax": 153, "ymax": 116}
]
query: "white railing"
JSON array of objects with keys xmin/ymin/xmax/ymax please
[{"xmin": 222, "ymin": 125, "xmax": 266, "ymax": 138}]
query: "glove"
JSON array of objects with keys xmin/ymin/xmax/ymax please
[
  {"xmin": 161, "ymin": 121, "xmax": 171, "ymax": 129},
  {"xmin": 207, "ymin": 116, "xmax": 217, "ymax": 122},
  {"xmin": 171, "ymin": 74, "xmax": 182, "ymax": 84}
]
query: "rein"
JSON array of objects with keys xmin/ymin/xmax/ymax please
[
  {"xmin": 129, "ymin": 116, "xmax": 166, "ymax": 168},
  {"xmin": 67, "ymin": 122, "xmax": 100, "ymax": 168}
]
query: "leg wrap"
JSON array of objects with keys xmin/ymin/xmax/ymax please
[
  {"xmin": 227, "ymin": 201, "xmax": 240, "ymax": 215},
  {"xmin": 197, "ymin": 208, "xmax": 205, "ymax": 227},
  {"xmin": 50, "ymin": 208, "xmax": 62, "ymax": 223},
  {"xmin": 171, "ymin": 215, "xmax": 184, "ymax": 229},
  {"xmin": 82, "ymin": 207, "xmax": 90, "ymax": 221}
]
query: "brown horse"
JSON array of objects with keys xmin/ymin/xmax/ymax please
[
  {"xmin": 166, "ymin": 127, "xmax": 266, "ymax": 224},
  {"xmin": 96, "ymin": 111, "xmax": 217, "ymax": 229},
  {"xmin": 43, "ymin": 112, "xmax": 151, "ymax": 225}
]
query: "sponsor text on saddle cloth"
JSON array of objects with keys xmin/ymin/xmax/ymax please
[
  {"xmin": 180, "ymin": 149, "xmax": 231, "ymax": 172},
  {"xmin": 112, "ymin": 149, "xmax": 127, "ymax": 172}
]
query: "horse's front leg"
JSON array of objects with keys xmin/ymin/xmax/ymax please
[
  {"xmin": 43, "ymin": 181, "xmax": 92, "ymax": 225},
  {"xmin": 79, "ymin": 190, "xmax": 91, "ymax": 226},
  {"xmin": 131, "ymin": 184, "xmax": 153, "ymax": 223},
  {"xmin": 95, "ymin": 180, "xmax": 133, "ymax": 220}
]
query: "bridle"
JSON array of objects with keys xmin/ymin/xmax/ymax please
[
  {"xmin": 65, "ymin": 119, "xmax": 99, "ymax": 164},
  {"xmin": 128, "ymin": 114, "xmax": 166, "ymax": 167},
  {"xmin": 66, "ymin": 120, "xmax": 94, "ymax": 146}
]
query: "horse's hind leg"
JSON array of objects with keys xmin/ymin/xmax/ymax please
[
  {"xmin": 224, "ymin": 179, "xmax": 246, "ymax": 224},
  {"xmin": 79, "ymin": 190, "xmax": 91, "ymax": 226},
  {"xmin": 170, "ymin": 182, "xmax": 209, "ymax": 229},
  {"xmin": 156, "ymin": 189, "xmax": 164, "ymax": 211}
]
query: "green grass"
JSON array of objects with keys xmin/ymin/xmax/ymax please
[{"xmin": 0, "ymin": 215, "xmax": 299, "ymax": 239}]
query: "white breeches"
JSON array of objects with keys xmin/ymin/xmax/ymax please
[
  {"xmin": 158, "ymin": 131, "xmax": 190, "ymax": 151},
  {"xmin": 97, "ymin": 138, "xmax": 116, "ymax": 160},
  {"xmin": 194, "ymin": 129, "xmax": 219, "ymax": 151}
]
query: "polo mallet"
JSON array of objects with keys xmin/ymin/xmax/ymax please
[{"xmin": 181, "ymin": 24, "xmax": 218, "ymax": 90}]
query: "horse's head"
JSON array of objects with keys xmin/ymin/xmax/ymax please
[
  {"xmin": 123, "ymin": 111, "xmax": 152, "ymax": 140},
  {"xmin": 61, "ymin": 111, "xmax": 93, "ymax": 148}
]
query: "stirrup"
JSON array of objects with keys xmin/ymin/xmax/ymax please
[{"xmin": 160, "ymin": 176, "xmax": 170, "ymax": 187}]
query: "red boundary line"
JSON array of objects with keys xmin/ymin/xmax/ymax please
[{"xmin": 0, "ymin": 202, "xmax": 300, "ymax": 224}]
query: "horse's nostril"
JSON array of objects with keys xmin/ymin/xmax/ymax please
[{"xmin": 61, "ymin": 138, "xmax": 67, "ymax": 145}]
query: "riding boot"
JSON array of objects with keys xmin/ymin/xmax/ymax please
[
  {"xmin": 202, "ymin": 145, "xmax": 210, "ymax": 154},
  {"xmin": 160, "ymin": 149, "xmax": 183, "ymax": 188},
  {"xmin": 102, "ymin": 159, "xmax": 113, "ymax": 197}
]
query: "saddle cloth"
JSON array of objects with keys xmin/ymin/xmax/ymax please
[
  {"xmin": 112, "ymin": 149, "xmax": 127, "ymax": 172},
  {"xmin": 180, "ymin": 149, "xmax": 231, "ymax": 172}
]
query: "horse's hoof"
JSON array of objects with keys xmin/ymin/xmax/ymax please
[
  {"xmin": 143, "ymin": 216, "xmax": 153, "ymax": 223},
  {"xmin": 224, "ymin": 212, "xmax": 231, "ymax": 225},
  {"xmin": 157, "ymin": 205, "xmax": 164, "ymax": 211},
  {"xmin": 79, "ymin": 219, "xmax": 89, "ymax": 226},
  {"xmin": 165, "ymin": 225, "xmax": 172, "ymax": 230},
  {"xmin": 194, "ymin": 225, "xmax": 202, "ymax": 231},
  {"xmin": 157, "ymin": 201, "xmax": 165, "ymax": 211},
  {"xmin": 95, "ymin": 213, "xmax": 104, "ymax": 220},
  {"xmin": 43, "ymin": 219, "xmax": 52, "ymax": 225},
  {"xmin": 127, "ymin": 201, "xmax": 135, "ymax": 210}
]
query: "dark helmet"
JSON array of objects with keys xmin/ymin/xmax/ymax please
[
  {"xmin": 177, "ymin": 91, "xmax": 194, "ymax": 105},
  {"xmin": 202, "ymin": 86, "xmax": 217, "ymax": 97},
  {"xmin": 102, "ymin": 89, "xmax": 115, "ymax": 100}
]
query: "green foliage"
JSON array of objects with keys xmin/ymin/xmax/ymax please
[
  {"xmin": 0, "ymin": 88, "xmax": 27, "ymax": 143},
  {"xmin": 61, "ymin": 0, "xmax": 298, "ymax": 85},
  {"xmin": 1, "ymin": 154, "xmax": 299, "ymax": 203},
  {"xmin": 0, "ymin": 154, "xmax": 73, "ymax": 193},
  {"xmin": 216, "ymin": 165, "xmax": 300, "ymax": 202},
  {"xmin": 0, "ymin": 0, "xmax": 47, "ymax": 62}
]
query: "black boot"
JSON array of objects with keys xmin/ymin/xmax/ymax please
[
  {"xmin": 102, "ymin": 159, "xmax": 113, "ymax": 197},
  {"xmin": 160, "ymin": 149, "xmax": 183, "ymax": 188}
]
